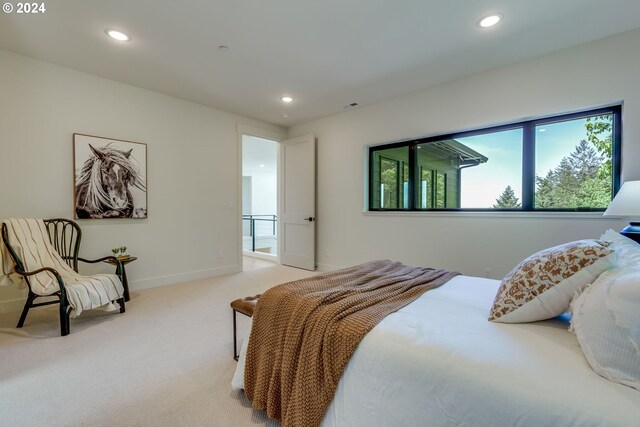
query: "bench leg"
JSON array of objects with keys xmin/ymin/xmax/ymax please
[{"xmin": 233, "ymin": 309, "xmax": 239, "ymax": 361}]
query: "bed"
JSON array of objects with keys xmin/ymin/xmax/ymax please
[{"xmin": 232, "ymin": 272, "xmax": 640, "ymax": 426}]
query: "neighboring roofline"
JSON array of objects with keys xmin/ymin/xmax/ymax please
[{"xmin": 431, "ymin": 139, "xmax": 488, "ymax": 164}]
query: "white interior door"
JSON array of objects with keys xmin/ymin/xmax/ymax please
[{"xmin": 279, "ymin": 134, "xmax": 316, "ymax": 270}]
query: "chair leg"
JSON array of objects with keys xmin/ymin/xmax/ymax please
[
  {"xmin": 233, "ymin": 309, "xmax": 239, "ymax": 361},
  {"xmin": 16, "ymin": 293, "xmax": 36, "ymax": 328},
  {"xmin": 59, "ymin": 301, "xmax": 70, "ymax": 336},
  {"xmin": 118, "ymin": 297, "xmax": 126, "ymax": 313}
]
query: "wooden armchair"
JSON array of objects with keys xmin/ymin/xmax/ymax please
[{"xmin": 1, "ymin": 218, "xmax": 126, "ymax": 336}]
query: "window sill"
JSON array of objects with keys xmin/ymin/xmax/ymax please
[{"xmin": 362, "ymin": 211, "xmax": 625, "ymax": 220}]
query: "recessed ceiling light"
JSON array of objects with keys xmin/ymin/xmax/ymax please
[
  {"xmin": 479, "ymin": 14, "xmax": 502, "ymax": 28},
  {"xmin": 259, "ymin": 164, "xmax": 265, "ymax": 168},
  {"xmin": 106, "ymin": 29, "xmax": 130, "ymax": 41},
  {"xmin": 281, "ymin": 96, "xmax": 293, "ymax": 103}
]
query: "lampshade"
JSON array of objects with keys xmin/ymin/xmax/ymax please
[
  {"xmin": 604, "ymin": 181, "xmax": 640, "ymax": 244},
  {"xmin": 603, "ymin": 181, "xmax": 640, "ymax": 216}
]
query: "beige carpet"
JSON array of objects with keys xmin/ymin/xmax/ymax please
[{"xmin": 0, "ymin": 258, "xmax": 314, "ymax": 427}]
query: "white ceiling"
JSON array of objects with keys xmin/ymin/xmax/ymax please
[{"xmin": 2, "ymin": 0, "xmax": 640, "ymax": 127}]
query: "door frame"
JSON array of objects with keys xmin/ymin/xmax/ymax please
[{"xmin": 236, "ymin": 124, "xmax": 286, "ymax": 271}]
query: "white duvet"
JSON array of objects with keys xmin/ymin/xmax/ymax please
[{"xmin": 233, "ymin": 275, "xmax": 640, "ymax": 426}]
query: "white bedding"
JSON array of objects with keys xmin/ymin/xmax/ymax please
[{"xmin": 232, "ymin": 275, "xmax": 640, "ymax": 426}]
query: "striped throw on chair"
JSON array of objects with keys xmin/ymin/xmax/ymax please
[{"xmin": 1, "ymin": 218, "xmax": 124, "ymax": 317}]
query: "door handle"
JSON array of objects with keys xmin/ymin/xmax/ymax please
[{"xmin": 305, "ymin": 217, "xmax": 315, "ymax": 222}]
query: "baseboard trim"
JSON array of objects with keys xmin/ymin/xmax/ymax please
[
  {"xmin": 128, "ymin": 264, "xmax": 240, "ymax": 291},
  {"xmin": 316, "ymin": 262, "xmax": 341, "ymax": 272},
  {"xmin": 243, "ymin": 250, "xmax": 278, "ymax": 262},
  {"xmin": 0, "ymin": 265, "xmax": 241, "ymax": 314}
]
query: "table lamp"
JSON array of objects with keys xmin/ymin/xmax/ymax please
[{"xmin": 603, "ymin": 180, "xmax": 640, "ymax": 243}]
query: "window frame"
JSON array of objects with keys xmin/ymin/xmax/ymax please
[{"xmin": 368, "ymin": 105, "xmax": 622, "ymax": 212}]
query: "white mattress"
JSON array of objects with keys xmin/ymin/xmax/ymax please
[{"xmin": 233, "ymin": 275, "xmax": 640, "ymax": 426}]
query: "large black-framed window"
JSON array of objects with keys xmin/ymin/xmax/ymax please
[{"xmin": 369, "ymin": 106, "xmax": 622, "ymax": 211}]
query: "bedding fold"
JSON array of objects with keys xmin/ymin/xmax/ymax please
[{"xmin": 243, "ymin": 259, "xmax": 458, "ymax": 427}]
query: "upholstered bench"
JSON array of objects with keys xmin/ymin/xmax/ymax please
[{"xmin": 230, "ymin": 294, "xmax": 261, "ymax": 360}]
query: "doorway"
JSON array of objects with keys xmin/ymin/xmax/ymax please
[{"xmin": 242, "ymin": 135, "xmax": 278, "ymax": 262}]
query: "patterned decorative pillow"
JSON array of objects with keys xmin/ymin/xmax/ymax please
[{"xmin": 489, "ymin": 240, "xmax": 614, "ymax": 323}]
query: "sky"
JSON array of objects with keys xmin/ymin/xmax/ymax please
[{"xmin": 457, "ymin": 117, "xmax": 601, "ymax": 208}]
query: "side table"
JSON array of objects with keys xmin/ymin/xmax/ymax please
[{"xmin": 104, "ymin": 256, "xmax": 137, "ymax": 302}]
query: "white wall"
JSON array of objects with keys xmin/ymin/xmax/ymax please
[
  {"xmin": 0, "ymin": 49, "xmax": 283, "ymax": 310},
  {"xmin": 248, "ymin": 170, "xmax": 277, "ymax": 215},
  {"xmin": 288, "ymin": 29, "xmax": 640, "ymax": 278},
  {"xmin": 242, "ymin": 136, "xmax": 278, "ymax": 215}
]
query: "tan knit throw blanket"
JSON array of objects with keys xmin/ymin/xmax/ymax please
[{"xmin": 244, "ymin": 259, "xmax": 459, "ymax": 427}]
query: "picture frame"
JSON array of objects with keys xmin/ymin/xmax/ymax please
[{"xmin": 73, "ymin": 133, "xmax": 148, "ymax": 219}]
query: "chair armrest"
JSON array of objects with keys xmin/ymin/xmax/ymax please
[
  {"xmin": 14, "ymin": 265, "xmax": 63, "ymax": 279},
  {"xmin": 78, "ymin": 256, "xmax": 121, "ymax": 265},
  {"xmin": 13, "ymin": 266, "xmax": 67, "ymax": 295},
  {"xmin": 80, "ymin": 256, "xmax": 124, "ymax": 282}
]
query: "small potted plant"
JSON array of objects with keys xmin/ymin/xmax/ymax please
[{"xmin": 111, "ymin": 246, "xmax": 129, "ymax": 260}]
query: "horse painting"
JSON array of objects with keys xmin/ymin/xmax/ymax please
[{"xmin": 74, "ymin": 143, "xmax": 146, "ymax": 219}]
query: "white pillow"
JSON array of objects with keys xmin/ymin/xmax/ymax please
[
  {"xmin": 489, "ymin": 240, "xmax": 615, "ymax": 323},
  {"xmin": 571, "ymin": 266, "xmax": 640, "ymax": 391},
  {"xmin": 600, "ymin": 229, "xmax": 640, "ymax": 266}
]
